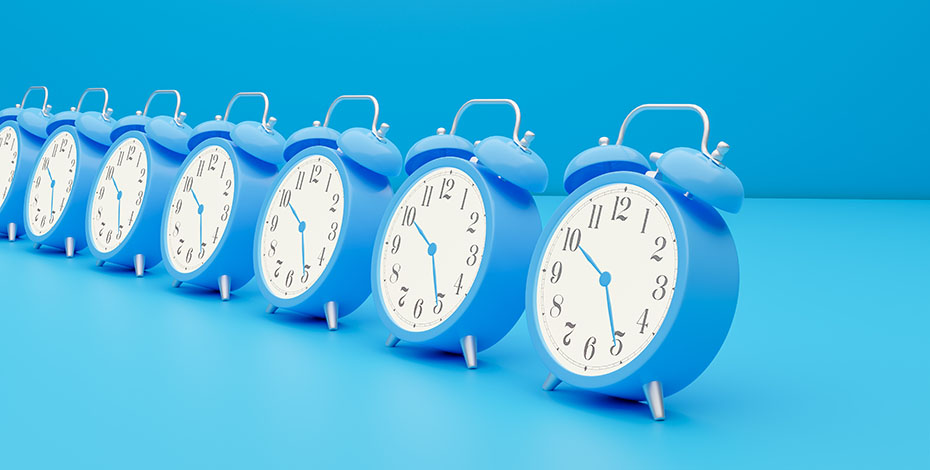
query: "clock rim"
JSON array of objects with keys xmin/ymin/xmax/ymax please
[
  {"xmin": 370, "ymin": 156, "xmax": 494, "ymax": 343},
  {"xmin": 159, "ymin": 137, "xmax": 241, "ymax": 280},
  {"xmin": 253, "ymin": 146, "xmax": 351, "ymax": 306},
  {"xmin": 85, "ymin": 131, "xmax": 153, "ymax": 259},
  {"xmin": 526, "ymin": 170, "xmax": 738, "ymax": 398},
  {"xmin": 22, "ymin": 126, "xmax": 81, "ymax": 242}
]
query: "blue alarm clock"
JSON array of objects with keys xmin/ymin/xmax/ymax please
[
  {"xmin": 24, "ymin": 87, "xmax": 116, "ymax": 257},
  {"xmin": 0, "ymin": 86, "xmax": 53, "ymax": 242},
  {"xmin": 86, "ymin": 90, "xmax": 193, "ymax": 276},
  {"xmin": 255, "ymin": 95, "xmax": 401, "ymax": 330},
  {"xmin": 525, "ymin": 104, "xmax": 743, "ymax": 420},
  {"xmin": 161, "ymin": 92, "xmax": 284, "ymax": 301},
  {"xmin": 372, "ymin": 99, "xmax": 547, "ymax": 369}
]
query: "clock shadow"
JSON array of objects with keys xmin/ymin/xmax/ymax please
[
  {"xmin": 384, "ymin": 344, "xmax": 504, "ymax": 373},
  {"xmin": 263, "ymin": 310, "xmax": 333, "ymax": 331},
  {"xmin": 542, "ymin": 386, "xmax": 659, "ymax": 420}
]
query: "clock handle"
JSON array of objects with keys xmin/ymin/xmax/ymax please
[
  {"xmin": 449, "ymin": 99, "xmax": 534, "ymax": 151},
  {"xmin": 616, "ymin": 104, "xmax": 729, "ymax": 164},
  {"xmin": 223, "ymin": 92, "xmax": 276, "ymax": 133},
  {"xmin": 19, "ymin": 86, "xmax": 51, "ymax": 116},
  {"xmin": 142, "ymin": 89, "xmax": 186, "ymax": 126},
  {"xmin": 76, "ymin": 87, "xmax": 113, "ymax": 121},
  {"xmin": 322, "ymin": 95, "xmax": 387, "ymax": 139}
]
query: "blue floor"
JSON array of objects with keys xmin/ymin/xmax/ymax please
[{"xmin": 1, "ymin": 197, "xmax": 928, "ymax": 468}]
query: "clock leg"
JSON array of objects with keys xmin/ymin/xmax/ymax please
[
  {"xmin": 33, "ymin": 243, "xmax": 41, "ymax": 250},
  {"xmin": 96, "ymin": 260, "xmax": 105, "ymax": 267},
  {"xmin": 460, "ymin": 335, "xmax": 478, "ymax": 369},
  {"xmin": 7, "ymin": 223, "xmax": 15, "ymax": 241},
  {"xmin": 266, "ymin": 304, "xmax": 278, "ymax": 314},
  {"xmin": 542, "ymin": 373, "xmax": 562, "ymax": 391},
  {"xmin": 172, "ymin": 280, "xmax": 183, "ymax": 288},
  {"xmin": 134, "ymin": 254, "xmax": 145, "ymax": 277},
  {"xmin": 643, "ymin": 380, "xmax": 666, "ymax": 421},
  {"xmin": 65, "ymin": 237, "xmax": 75, "ymax": 258},
  {"xmin": 219, "ymin": 275, "xmax": 231, "ymax": 301},
  {"xmin": 324, "ymin": 301, "xmax": 338, "ymax": 331},
  {"xmin": 385, "ymin": 334, "xmax": 400, "ymax": 347}
]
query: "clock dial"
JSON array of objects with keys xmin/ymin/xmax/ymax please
[
  {"xmin": 535, "ymin": 183, "xmax": 679, "ymax": 377},
  {"xmin": 88, "ymin": 138, "xmax": 148, "ymax": 253},
  {"xmin": 259, "ymin": 154, "xmax": 345, "ymax": 299},
  {"xmin": 164, "ymin": 145, "xmax": 235, "ymax": 273},
  {"xmin": 26, "ymin": 132, "xmax": 76, "ymax": 236},
  {"xmin": 378, "ymin": 167, "xmax": 487, "ymax": 332},
  {"xmin": 0, "ymin": 127, "xmax": 18, "ymax": 208}
]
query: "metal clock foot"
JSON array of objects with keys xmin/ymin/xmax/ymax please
[
  {"xmin": 266, "ymin": 304, "xmax": 278, "ymax": 314},
  {"xmin": 643, "ymin": 380, "xmax": 666, "ymax": 421},
  {"xmin": 134, "ymin": 254, "xmax": 145, "ymax": 277},
  {"xmin": 542, "ymin": 373, "xmax": 562, "ymax": 391},
  {"xmin": 96, "ymin": 260, "xmax": 105, "ymax": 267},
  {"xmin": 7, "ymin": 223, "xmax": 15, "ymax": 241},
  {"xmin": 219, "ymin": 275, "xmax": 231, "ymax": 301},
  {"xmin": 172, "ymin": 280, "xmax": 183, "ymax": 288},
  {"xmin": 65, "ymin": 237, "xmax": 75, "ymax": 258},
  {"xmin": 460, "ymin": 335, "xmax": 478, "ymax": 369},
  {"xmin": 324, "ymin": 301, "xmax": 338, "ymax": 331},
  {"xmin": 385, "ymin": 334, "xmax": 400, "ymax": 347}
]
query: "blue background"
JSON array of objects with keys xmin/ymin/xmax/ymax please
[{"xmin": 2, "ymin": 0, "xmax": 927, "ymax": 198}]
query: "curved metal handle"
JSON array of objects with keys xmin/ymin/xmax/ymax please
[
  {"xmin": 223, "ymin": 92, "xmax": 275, "ymax": 132},
  {"xmin": 143, "ymin": 89, "xmax": 186, "ymax": 125},
  {"xmin": 76, "ymin": 87, "xmax": 112, "ymax": 120},
  {"xmin": 450, "ymin": 99, "xmax": 533, "ymax": 151},
  {"xmin": 20, "ymin": 86, "xmax": 51, "ymax": 116},
  {"xmin": 323, "ymin": 95, "xmax": 382, "ymax": 135},
  {"xmin": 616, "ymin": 104, "xmax": 729, "ymax": 163}
]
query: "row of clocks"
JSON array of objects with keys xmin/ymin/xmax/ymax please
[{"xmin": 0, "ymin": 87, "xmax": 744, "ymax": 421}]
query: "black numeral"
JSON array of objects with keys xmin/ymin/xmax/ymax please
[
  {"xmin": 550, "ymin": 261, "xmax": 563, "ymax": 284},
  {"xmin": 612, "ymin": 196, "xmax": 631, "ymax": 221},
  {"xmin": 562, "ymin": 227, "xmax": 581, "ymax": 252},
  {"xmin": 588, "ymin": 204, "xmax": 603, "ymax": 229},
  {"xmin": 651, "ymin": 236, "xmax": 666, "ymax": 262},
  {"xmin": 550, "ymin": 294, "xmax": 564, "ymax": 317}
]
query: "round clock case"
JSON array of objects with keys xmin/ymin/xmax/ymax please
[
  {"xmin": 371, "ymin": 98, "xmax": 547, "ymax": 369},
  {"xmin": 525, "ymin": 104, "xmax": 743, "ymax": 420},
  {"xmin": 0, "ymin": 86, "xmax": 53, "ymax": 241},
  {"xmin": 160, "ymin": 92, "xmax": 284, "ymax": 300},
  {"xmin": 255, "ymin": 95, "xmax": 401, "ymax": 330},
  {"xmin": 86, "ymin": 90, "xmax": 193, "ymax": 276},
  {"xmin": 24, "ymin": 88, "xmax": 116, "ymax": 257}
]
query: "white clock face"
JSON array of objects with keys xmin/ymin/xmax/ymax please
[
  {"xmin": 258, "ymin": 154, "xmax": 345, "ymax": 299},
  {"xmin": 26, "ymin": 132, "xmax": 76, "ymax": 236},
  {"xmin": 88, "ymin": 138, "xmax": 148, "ymax": 253},
  {"xmin": 0, "ymin": 127, "xmax": 18, "ymax": 208},
  {"xmin": 378, "ymin": 167, "xmax": 487, "ymax": 332},
  {"xmin": 535, "ymin": 183, "xmax": 679, "ymax": 377},
  {"xmin": 164, "ymin": 145, "xmax": 235, "ymax": 273}
]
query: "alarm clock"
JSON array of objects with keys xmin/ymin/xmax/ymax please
[
  {"xmin": 86, "ymin": 90, "xmax": 193, "ymax": 276},
  {"xmin": 372, "ymin": 99, "xmax": 547, "ymax": 369},
  {"xmin": 255, "ymin": 95, "xmax": 400, "ymax": 330},
  {"xmin": 0, "ymin": 86, "xmax": 53, "ymax": 242},
  {"xmin": 161, "ymin": 92, "xmax": 284, "ymax": 301},
  {"xmin": 24, "ymin": 87, "xmax": 116, "ymax": 257},
  {"xmin": 525, "ymin": 104, "xmax": 743, "ymax": 420}
]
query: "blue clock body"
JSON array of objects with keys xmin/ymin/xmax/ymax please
[
  {"xmin": 0, "ymin": 104, "xmax": 51, "ymax": 240},
  {"xmin": 253, "ymin": 123, "xmax": 399, "ymax": 321},
  {"xmin": 23, "ymin": 109, "xmax": 115, "ymax": 253},
  {"xmin": 85, "ymin": 113, "xmax": 193, "ymax": 271},
  {"xmin": 160, "ymin": 118, "xmax": 283, "ymax": 295}
]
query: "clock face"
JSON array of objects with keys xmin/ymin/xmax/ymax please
[
  {"xmin": 0, "ymin": 126, "xmax": 18, "ymax": 208},
  {"xmin": 88, "ymin": 138, "xmax": 148, "ymax": 253},
  {"xmin": 258, "ymin": 154, "xmax": 345, "ymax": 299},
  {"xmin": 26, "ymin": 132, "xmax": 76, "ymax": 236},
  {"xmin": 534, "ymin": 183, "xmax": 679, "ymax": 377},
  {"xmin": 377, "ymin": 167, "xmax": 487, "ymax": 332},
  {"xmin": 164, "ymin": 145, "xmax": 235, "ymax": 273}
]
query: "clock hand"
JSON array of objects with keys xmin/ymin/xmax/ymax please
[
  {"xmin": 412, "ymin": 221, "xmax": 439, "ymax": 304},
  {"xmin": 288, "ymin": 203, "xmax": 308, "ymax": 274},
  {"xmin": 112, "ymin": 177, "xmax": 123, "ymax": 235},
  {"xmin": 190, "ymin": 187, "xmax": 204, "ymax": 250},
  {"xmin": 580, "ymin": 245, "xmax": 617, "ymax": 346},
  {"xmin": 47, "ymin": 167, "xmax": 55, "ymax": 214}
]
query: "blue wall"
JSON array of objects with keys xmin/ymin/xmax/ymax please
[{"xmin": 4, "ymin": 0, "xmax": 927, "ymax": 198}]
